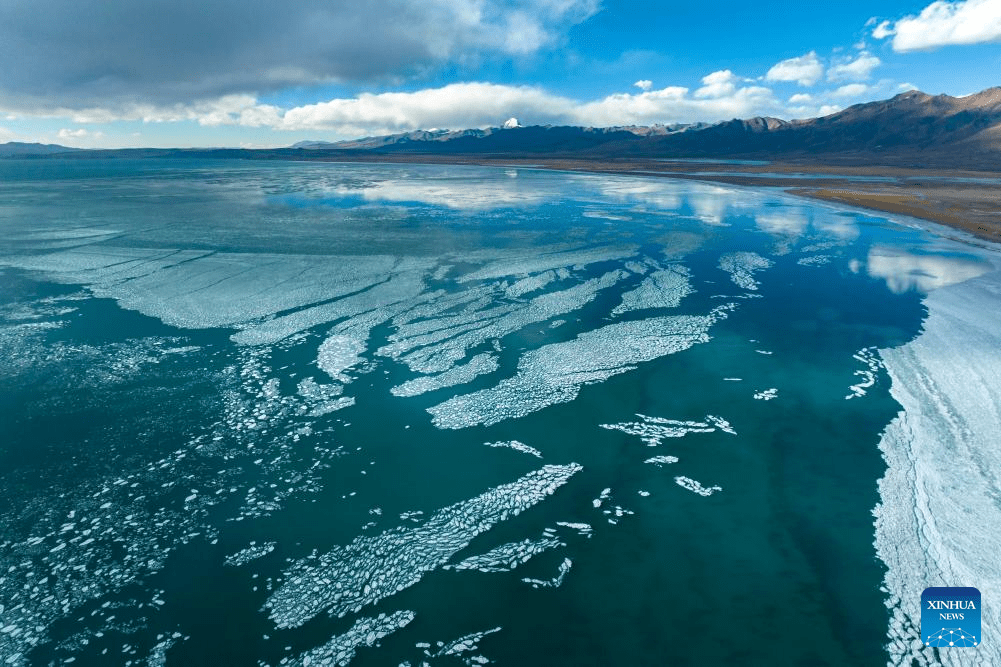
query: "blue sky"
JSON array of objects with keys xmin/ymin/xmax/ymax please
[{"xmin": 1, "ymin": 0, "xmax": 999, "ymax": 148}]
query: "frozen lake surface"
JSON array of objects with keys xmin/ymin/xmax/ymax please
[{"xmin": 1, "ymin": 159, "xmax": 998, "ymax": 666}]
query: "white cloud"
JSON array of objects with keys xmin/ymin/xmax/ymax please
[
  {"xmin": 280, "ymin": 83, "xmax": 573, "ymax": 134},
  {"xmin": 765, "ymin": 51, "xmax": 824, "ymax": 86},
  {"xmin": 831, "ymin": 83, "xmax": 870, "ymax": 98},
  {"xmin": 788, "ymin": 93, "xmax": 813, "ymax": 104},
  {"xmin": 633, "ymin": 80, "xmax": 653, "ymax": 91},
  {"xmin": 694, "ymin": 70, "xmax": 737, "ymax": 98},
  {"xmin": 278, "ymin": 80, "xmax": 783, "ymax": 135},
  {"xmin": 872, "ymin": 20, "xmax": 895, "ymax": 39},
  {"xmin": 883, "ymin": 0, "xmax": 1001, "ymax": 51},
  {"xmin": 817, "ymin": 104, "xmax": 842, "ymax": 115},
  {"xmin": 898, "ymin": 82, "xmax": 919, "ymax": 91},
  {"xmin": 57, "ymin": 128, "xmax": 101, "ymax": 139},
  {"xmin": 0, "ymin": 126, "xmax": 15, "ymax": 141},
  {"xmin": 827, "ymin": 53, "xmax": 882, "ymax": 81}
]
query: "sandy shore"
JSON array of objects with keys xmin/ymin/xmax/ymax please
[{"xmin": 312, "ymin": 153, "xmax": 1001, "ymax": 244}]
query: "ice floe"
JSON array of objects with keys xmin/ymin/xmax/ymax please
[
  {"xmin": 601, "ymin": 413, "xmax": 735, "ymax": 446},
  {"xmin": 444, "ymin": 537, "xmax": 564, "ymax": 573},
  {"xmin": 428, "ymin": 307, "xmax": 733, "ymax": 429},
  {"xmin": 505, "ymin": 271, "xmax": 557, "ymax": 298},
  {"xmin": 391, "ymin": 353, "xmax": 499, "ymax": 397},
  {"xmin": 554, "ymin": 521, "xmax": 592, "ymax": 538},
  {"xmin": 753, "ymin": 388, "xmax": 778, "ymax": 401},
  {"xmin": 265, "ymin": 464, "xmax": 581, "ymax": 628},
  {"xmin": 674, "ymin": 476, "xmax": 722, "ymax": 497},
  {"xmin": 278, "ymin": 610, "xmax": 415, "ymax": 667},
  {"xmin": 612, "ymin": 264, "xmax": 693, "ymax": 315},
  {"xmin": 457, "ymin": 245, "xmax": 637, "ymax": 283},
  {"xmin": 483, "ymin": 440, "xmax": 543, "ymax": 458},
  {"xmin": 845, "ymin": 347, "xmax": 883, "ymax": 400},
  {"xmin": 644, "ymin": 456, "xmax": 679, "ymax": 466},
  {"xmin": 796, "ymin": 255, "xmax": 833, "ymax": 266},
  {"xmin": 718, "ymin": 252, "xmax": 774, "ymax": 291},
  {"xmin": 522, "ymin": 558, "xmax": 572, "ymax": 589},
  {"xmin": 386, "ymin": 269, "xmax": 630, "ymax": 376},
  {"xmin": 225, "ymin": 541, "xmax": 277, "ymax": 567}
]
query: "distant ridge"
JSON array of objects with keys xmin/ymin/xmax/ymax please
[
  {"xmin": 0, "ymin": 142, "xmax": 83, "ymax": 157},
  {"xmin": 286, "ymin": 87, "xmax": 1001, "ymax": 167},
  {"xmin": 5, "ymin": 87, "xmax": 1001, "ymax": 169}
]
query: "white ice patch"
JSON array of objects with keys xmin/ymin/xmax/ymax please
[
  {"xmin": 554, "ymin": 521, "xmax": 592, "ymax": 538},
  {"xmin": 592, "ymin": 487, "xmax": 611, "ymax": 508},
  {"xmin": 875, "ymin": 265, "xmax": 1001, "ymax": 666},
  {"xmin": 644, "ymin": 456, "xmax": 679, "ymax": 466},
  {"xmin": 796, "ymin": 255, "xmax": 833, "ymax": 266},
  {"xmin": 386, "ymin": 270, "xmax": 629, "ymax": 376},
  {"xmin": 296, "ymin": 377, "xmax": 354, "ymax": 416},
  {"xmin": 265, "ymin": 464, "xmax": 581, "ymax": 628},
  {"xmin": 426, "ymin": 626, "xmax": 501, "ymax": 662},
  {"xmin": 428, "ymin": 307, "xmax": 733, "ymax": 429},
  {"xmin": 522, "ymin": 558, "xmax": 572, "ymax": 589},
  {"xmin": 601, "ymin": 413, "xmax": 735, "ymax": 446},
  {"xmin": 0, "ymin": 248, "xmax": 409, "ymax": 332},
  {"xmin": 845, "ymin": 347, "xmax": 883, "ymax": 400},
  {"xmin": 280, "ymin": 610, "xmax": 415, "ymax": 667},
  {"xmin": 391, "ymin": 353, "xmax": 498, "ymax": 398},
  {"xmin": 753, "ymin": 388, "xmax": 778, "ymax": 400},
  {"xmin": 674, "ymin": 476, "xmax": 722, "ymax": 497},
  {"xmin": 224, "ymin": 541, "xmax": 277, "ymax": 567},
  {"xmin": 444, "ymin": 537, "xmax": 563, "ymax": 573},
  {"xmin": 231, "ymin": 269, "xmax": 431, "ymax": 346},
  {"xmin": 505, "ymin": 271, "xmax": 556, "ymax": 298},
  {"xmin": 612, "ymin": 265, "xmax": 693, "ymax": 315},
  {"xmin": 316, "ymin": 335, "xmax": 367, "ymax": 383},
  {"xmin": 458, "ymin": 245, "xmax": 637, "ymax": 283},
  {"xmin": 483, "ymin": 440, "xmax": 543, "ymax": 458},
  {"xmin": 719, "ymin": 252, "xmax": 774, "ymax": 291}
]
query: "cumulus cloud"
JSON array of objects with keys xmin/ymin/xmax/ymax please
[
  {"xmin": 831, "ymin": 83, "xmax": 870, "ymax": 98},
  {"xmin": 694, "ymin": 70, "xmax": 737, "ymax": 98},
  {"xmin": 0, "ymin": 0, "xmax": 600, "ymax": 112},
  {"xmin": 788, "ymin": 93, "xmax": 813, "ymax": 104},
  {"xmin": 877, "ymin": 0, "xmax": 1001, "ymax": 52},
  {"xmin": 276, "ymin": 80, "xmax": 783, "ymax": 134},
  {"xmin": 827, "ymin": 52, "xmax": 881, "ymax": 81},
  {"xmin": 872, "ymin": 20, "xmax": 895, "ymax": 39},
  {"xmin": 57, "ymin": 128, "xmax": 92, "ymax": 139},
  {"xmin": 765, "ymin": 52, "xmax": 824, "ymax": 86},
  {"xmin": 279, "ymin": 83, "xmax": 573, "ymax": 134},
  {"xmin": 633, "ymin": 80, "xmax": 653, "ymax": 91}
]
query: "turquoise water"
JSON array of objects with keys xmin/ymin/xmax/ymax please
[{"xmin": 0, "ymin": 159, "xmax": 990, "ymax": 666}]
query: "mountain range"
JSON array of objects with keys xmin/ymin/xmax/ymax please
[{"xmin": 3, "ymin": 87, "xmax": 1000, "ymax": 168}]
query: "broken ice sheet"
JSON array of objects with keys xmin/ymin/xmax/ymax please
[{"xmin": 265, "ymin": 464, "xmax": 581, "ymax": 628}]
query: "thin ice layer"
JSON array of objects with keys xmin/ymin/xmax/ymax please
[
  {"xmin": 388, "ymin": 270, "xmax": 630, "ymax": 375},
  {"xmin": 265, "ymin": 464, "xmax": 582, "ymax": 628},
  {"xmin": 280, "ymin": 610, "xmax": 415, "ymax": 667},
  {"xmin": 719, "ymin": 252, "xmax": 774, "ymax": 291},
  {"xmin": 444, "ymin": 537, "xmax": 564, "ymax": 573},
  {"xmin": 428, "ymin": 307, "xmax": 733, "ymax": 429},
  {"xmin": 875, "ymin": 267, "xmax": 1001, "ymax": 667},
  {"xmin": 612, "ymin": 265, "xmax": 693, "ymax": 315},
  {"xmin": 600, "ymin": 413, "xmax": 732, "ymax": 446},
  {"xmin": 391, "ymin": 353, "xmax": 499, "ymax": 397}
]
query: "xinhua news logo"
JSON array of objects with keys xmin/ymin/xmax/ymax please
[{"xmin": 922, "ymin": 587, "xmax": 981, "ymax": 648}]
